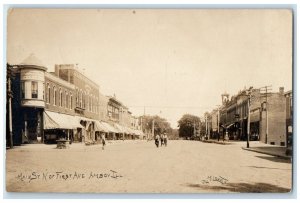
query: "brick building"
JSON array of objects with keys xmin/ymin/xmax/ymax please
[{"xmin": 206, "ymin": 86, "xmax": 290, "ymax": 146}]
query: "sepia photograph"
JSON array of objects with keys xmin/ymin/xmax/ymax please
[{"xmin": 5, "ymin": 7, "xmax": 293, "ymax": 195}]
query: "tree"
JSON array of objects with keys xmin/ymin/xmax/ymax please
[
  {"xmin": 139, "ymin": 115, "xmax": 172, "ymax": 137},
  {"xmin": 178, "ymin": 114, "xmax": 201, "ymax": 138}
]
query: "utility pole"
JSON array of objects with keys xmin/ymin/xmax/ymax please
[
  {"xmin": 247, "ymin": 87, "xmax": 253, "ymax": 148},
  {"xmin": 205, "ymin": 114, "xmax": 208, "ymax": 139},
  {"xmin": 260, "ymin": 85, "xmax": 272, "ymax": 144},
  {"xmin": 7, "ymin": 64, "xmax": 14, "ymax": 148}
]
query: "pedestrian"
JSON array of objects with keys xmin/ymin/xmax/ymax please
[
  {"xmin": 160, "ymin": 134, "xmax": 164, "ymax": 146},
  {"xmin": 155, "ymin": 134, "xmax": 160, "ymax": 148},
  {"xmin": 101, "ymin": 133, "xmax": 106, "ymax": 150},
  {"xmin": 163, "ymin": 133, "xmax": 168, "ymax": 147}
]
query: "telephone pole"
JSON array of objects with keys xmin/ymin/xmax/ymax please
[
  {"xmin": 246, "ymin": 87, "xmax": 253, "ymax": 148},
  {"xmin": 260, "ymin": 85, "xmax": 272, "ymax": 144}
]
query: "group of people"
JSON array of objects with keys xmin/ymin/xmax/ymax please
[
  {"xmin": 155, "ymin": 133, "xmax": 168, "ymax": 148},
  {"xmin": 100, "ymin": 132, "xmax": 169, "ymax": 150}
]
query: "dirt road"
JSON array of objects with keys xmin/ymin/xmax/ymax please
[{"xmin": 5, "ymin": 140, "xmax": 292, "ymax": 193}]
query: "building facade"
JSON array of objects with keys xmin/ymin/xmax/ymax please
[{"xmin": 206, "ymin": 86, "xmax": 290, "ymax": 146}]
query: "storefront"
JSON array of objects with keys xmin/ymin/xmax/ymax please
[{"xmin": 43, "ymin": 111, "xmax": 82, "ymax": 143}]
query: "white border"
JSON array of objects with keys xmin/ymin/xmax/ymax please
[{"xmin": 1, "ymin": 0, "xmax": 299, "ymax": 202}]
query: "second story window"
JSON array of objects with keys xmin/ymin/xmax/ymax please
[
  {"xmin": 59, "ymin": 88, "xmax": 63, "ymax": 107},
  {"xmin": 53, "ymin": 87, "xmax": 57, "ymax": 106},
  {"xmin": 70, "ymin": 93, "xmax": 73, "ymax": 110},
  {"xmin": 20, "ymin": 82, "xmax": 25, "ymax": 99},
  {"xmin": 47, "ymin": 84, "xmax": 51, "ymax": 103},
  {"xmin": 31, "ymin": 81, "xmax": 38, "ymax": 99},
  {"xmin": 66, "ymin": 91, "xmax": 68, "ymax": 109}
]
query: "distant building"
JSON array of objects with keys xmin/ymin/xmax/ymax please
[{"xmin": 206, "ymin": 86, "xmax": 290, "ymax": 146}]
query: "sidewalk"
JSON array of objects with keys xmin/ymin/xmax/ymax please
[
  {"xmin": 241, "ymin": 142, "xmax": 292, "ymax": 159},
  {"xmin": 201, "ymin": 139, "xmax": 233, "ymax": 145},
  {"xmin": 201, "ymin": 139, "xmax": 292, "ymax": 159}
]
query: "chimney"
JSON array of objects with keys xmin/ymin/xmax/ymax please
[{"xmin": 279, "ymin": 87, "xmax": 284, "ymax": 95}]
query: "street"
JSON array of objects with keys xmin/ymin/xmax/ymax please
[{"xmin": 6, "ymin": 140, "xmax": 292, "ymax": 193}]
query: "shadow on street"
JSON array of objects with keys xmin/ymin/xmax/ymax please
[
  {"xmin": 255, "ymin": 156, "xmax": 291, "ymax": 163},
  {"xmin": 185, "ymin": 182, "xmax": 291, "ymax": 193},
  {"xmin": 246, "ymin": 166, "xmax": 291, "ymax": 171}
]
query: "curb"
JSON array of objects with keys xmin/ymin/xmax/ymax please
[
  {"xmin": 201, "ymin": 140, "xmax": 232, "ymax": 145},
  {"xmin": 242, "ymin": 147, "xmax": 292, "ymax": 160}
]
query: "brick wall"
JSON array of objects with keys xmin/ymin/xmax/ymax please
[{"xmin": 259, "ymin": 93, "xmax": 286, "ymax": 146}]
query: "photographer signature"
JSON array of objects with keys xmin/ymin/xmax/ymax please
[{"xmin": 201, "ymin": 175, "xmax": 229, "ymax": 185}]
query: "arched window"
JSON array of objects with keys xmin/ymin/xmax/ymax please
[
  {"xmin": 66, "ymin": 91, "xmax": 68, "ymax": 109},
  {"xmin": 59, "ymin": 88, "xmax": 62, "ymax": 107},
  {"xmin": 89, "ymin": 95, "xmax": 92, "ymax": 112},
  {"xmin": 46, "ymin": 83, "xmax": 50, "ymax": 103},
  {"xmin": 80, "ymin": 90, "xmax": 83, "ymax": 108},
  {"xmin": 53, "ymin": 86, "xmax": 57, "ymax": 106},
  {"xmin": 87, "ymin": 94, "xmax": 89, "ymax": 111},
  {"xmin": 83, "ymin": 91, "xmax": 85, "ymax": 109},
  {"xmin": 75, "ymin": 88, "xmax": 78, "ymax": 107}
]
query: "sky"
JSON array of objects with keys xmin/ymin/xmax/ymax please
[{"xmin": 7, "ymin": 9, "xmax": 293, "ymax": 128}]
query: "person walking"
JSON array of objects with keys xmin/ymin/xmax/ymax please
[
  {"xmin": 155, "ymin": 134, "xmax": 160, "ymax": 148},
  {"xmin": 160, "ymin": 134, "xmax": 164, "ymax": 146},
  {"xmin": 163, "ymin": 133, "xmax": 168, "ymax": 147},
  {"xmin": 101, "ymin": 133, "xmax": 106, "ymax": 150}
]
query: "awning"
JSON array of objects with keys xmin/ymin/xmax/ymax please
[
  {"xmin": 226, "ymin": 123, "xmax": 235, "ymax": 129},
  {"xmin": 114, "ymin": 123, "xmax": 131, "ymax": 134},
  {"xmin": 94, "ymin": 121, "xmax": 108, "ymax": 132},
  {"xmin": 125, "ymin": 126, "xmax": 135, "ymax": 135},
  {"xmin": 101, "ymin": 122, "xmax": 120, "ymax": 133},
  {"xmin": 44, "ymin": 111, "xmax": 82, "ymax": 129},
  {"xmin": 137, "ymin": 130, "xmax": 144, "ymax": 136}
]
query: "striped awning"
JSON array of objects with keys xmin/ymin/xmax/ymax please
[
  {"xmin": 101, "ymin": 122, "xmax": 120, "ymax": 133},
  {"xmin": 44, "ymin": 111, "xmax": 82, "ymax": 129},
  {"xmin": 94, "ymin": 121, "xmax": 108, "ymax": 132}
]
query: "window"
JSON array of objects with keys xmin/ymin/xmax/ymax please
[
  {"xmin": 31, "ymin": 81, "xmax": 38, "ymax": 99},
  {"xmin": 83, "ymin": 91, "xmax": 85, "ymax": 109},
  {"xmin": 21, "ymin": 82, "xmax": 25, "ymax": 99},
  {"xmin": 66, "ymin": 91, "xmax": 68, "ymax": 109},
  {"xmin": 47, "ymin": 84, "xmax": 51, "ymax": 103},
  {"xmin": 42, "ymin": 83, "xmax": 45, "ymax": 100},
  {"xmin": 59, "ymin": 88, "xmax": 63, "ymax": 107},
  {"xmin": 53, "ymin": 86, "xmax": 57, "ymax": 106},
  {"xmin": 76, "ymin": 89, "xmax": 79, "ymax": 107},
  {"xmin": 80, "ymin": 90, "xmax": 83, "ymax": 108},
  {"xmin": 46, "ymin": 83, "xmax": 50, "ymax": 103},
  {"xmin": 70, "ymin": 93, "xmax": 73, "ymax": 110}
]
